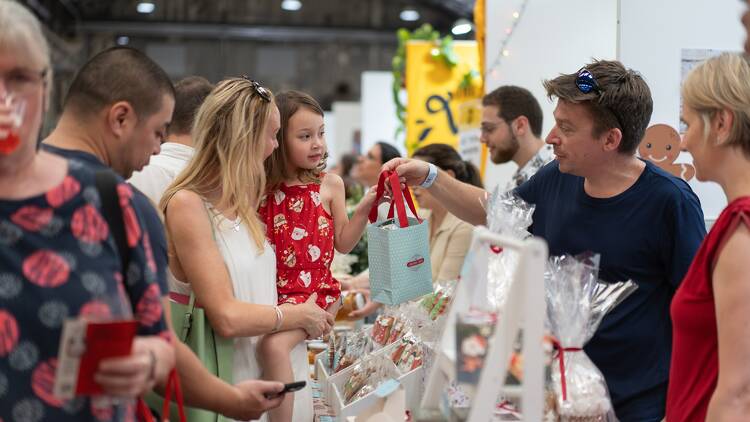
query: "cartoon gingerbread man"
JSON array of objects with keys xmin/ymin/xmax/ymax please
[{"xmin": 639, "ymin": 124, "xmax": 695, "ymax": 181}]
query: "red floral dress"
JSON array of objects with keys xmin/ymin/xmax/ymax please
[{"xmin": 259, "ymin": 180, "xmax": 341, "ymax": 310}]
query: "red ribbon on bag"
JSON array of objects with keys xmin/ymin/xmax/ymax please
[
  {"xmin": 549, "ymin": 338, "xmax": 582, "ymax": 402},
  {"xmin": 138, "ymin": 368, "xmax": 186, "ymax": 422},
  {"xmin": 367, "ymin": 170, "xmax": 421, "ymax": 227}
]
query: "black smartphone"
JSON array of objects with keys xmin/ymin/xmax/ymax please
[{"xmin": 265, "ymin": 380, "xmax": 307, "ymax": 399}]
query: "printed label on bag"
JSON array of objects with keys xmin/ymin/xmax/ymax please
[
  {"xmin": 406, "ymin": 255, "xmax": 425, "ymax": 270},
  {"xmin": 53, "ymin": 319, "xmax": 138, "ymax": 400}
]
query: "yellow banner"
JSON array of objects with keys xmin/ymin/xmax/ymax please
[{"xmin": 405, "ymin": 40, "xmax": 486, "ymax": 176}]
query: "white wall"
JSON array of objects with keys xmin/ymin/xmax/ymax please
[
  {"xmin": 329, "ymin": 101, "xmax": 361, "ymax": 165},
  {"xmin": 360, "ymin": 71, "xmax": 405, "ymax": 157},
  {"xmin": 619, "ymin": 0, "xmax": 746, "ymax": 221},
  {"xmin": 483, "ymin": 0, "xmax": 618, "ymax": 193},
  {"xmin": 323, "ymin": 111, "xmax": 336, "ymax": 165}
]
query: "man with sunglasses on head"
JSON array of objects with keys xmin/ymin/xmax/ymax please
[{"xmin": 383, "ymin": 59, "xmax": 706, "ymax": 421}]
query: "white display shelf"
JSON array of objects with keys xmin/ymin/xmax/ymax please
[
  {"xmin": 325, "ymin": 340, "xmax": 426, "ymax": 418},
  {"xmin": 421, "ymin": 226, "xmax": 548, "ymax": 422}
]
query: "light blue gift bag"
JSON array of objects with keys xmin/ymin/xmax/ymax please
[{"xmin": 367, "ymin": 171, "xmax": 433, "ymax": 305}]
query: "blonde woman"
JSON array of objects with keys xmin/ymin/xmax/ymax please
[
  {"xmin": 161, "ymin": 78, "xmax": 333, "ymax": 421},
  {"xmin": 666, "ymin": 53, "xmax": 750, "ymax": 421}
]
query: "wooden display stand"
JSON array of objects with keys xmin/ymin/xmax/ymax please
[{"xmin": 421, "ymin": 226, "xmax": 548, "ymax": 421}]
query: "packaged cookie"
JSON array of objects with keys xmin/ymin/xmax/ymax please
[
  {"xmin": 386, "ymin": 318, "xmax": 405, "ymax": 344},
  {"xmin": 391, "ymin": 334, "xmax": 423, "ymax": 373},
  {"xmin": 545, "ymin": 254, "xmax": 637, "ymax": 422},
  {"xmin": 342, "ymin": 355, "xmax": 393, "ymax": 404},
  {"xmin": 372, "ymin": 314, "xmax": 395, "ymax": 345},
  {"xmin": 333, "ymin": 327, "xmax": 375, "ymax": 373}
]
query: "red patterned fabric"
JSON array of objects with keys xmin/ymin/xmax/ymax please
[
  {"xmin": 0, "ymin": 160, "xmax": 169, "ymax": 421},
  {"xmin": 260, "ymin": 180, "xmax": 341, "ymax": 309}
]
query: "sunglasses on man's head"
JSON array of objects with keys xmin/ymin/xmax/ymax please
[
  {"xmin": 575, "ymin": 68, "xmax": 600, "ymax": 94},
  {"xmin": 240, "ymin": 75, "xmax": 271, "ymax": 102}
]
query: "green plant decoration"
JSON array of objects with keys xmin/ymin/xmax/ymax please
[
  {"xmin": 391, "ymin": 24, "xmax": 457, "ymax": 141},
  {"xmin": 457, "ymin": 69, "xmax": 481, "ymax": 97}
]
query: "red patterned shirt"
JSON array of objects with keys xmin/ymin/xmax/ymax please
[{"xmin": 259, "ymin": 180, "xmax": 341, "ymax": 309}]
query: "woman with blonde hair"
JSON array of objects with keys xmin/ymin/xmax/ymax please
[
  {"xmin": 666, "ymin": 53, "xmax": 750, "ymax": 421},
  {"xmin": 0, "ymin": 1, "xmax": 174, "ymax": 420},
  {"xmin": 161, "ymin": 78, "xmax": 331, "ymax": 421}
]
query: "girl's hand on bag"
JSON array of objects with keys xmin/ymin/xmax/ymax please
[
  {"xmin": 95, "ymin": 336, "xmax": 174, "ymax": 398},
  {"xmin": 285, "ymin": 293, "xmax": 333, "ymax": 339}
]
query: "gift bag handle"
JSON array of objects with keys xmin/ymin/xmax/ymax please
[
  {"xmin": 137, "ymin": 368, "xmax": 186, "ymax": 422},
  {"xmin": 367, "ymin": 171, "xmax": 421, "ymax": 227}
]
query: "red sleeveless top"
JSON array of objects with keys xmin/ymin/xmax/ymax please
[
  {"xmin": 666, "ymin": 196, "xmax": 750, "ymax": 421},
  {"xmin": 259, "ymin": 179, "xmax": 341, "ymax": 310}
]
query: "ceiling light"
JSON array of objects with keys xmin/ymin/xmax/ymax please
[
  {"xmin": 116, "ymin": 36, "xmax": 130, "ymax": 45},
  {"xmin": 136, "ymin": 2, "xmax": 155, "ymax": 14},
  {"xmin": 400, "ymin": 8, "xmax": 420, "ymax": 22},
  {"xmin": 451, "ymin": 18, "xmax": 473, "ymax": 35},
  {"xmin": 281, "ymin": 0, "xmax": 302, "ymax": 11}
]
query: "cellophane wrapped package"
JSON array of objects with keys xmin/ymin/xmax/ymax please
[{"xmin": 544, "ymin": 254, "xmax": 637, "ymax": 422}]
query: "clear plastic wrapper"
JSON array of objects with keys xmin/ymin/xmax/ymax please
[
  {"xmin": 333, "ymin": 326, "xmax": 375, "ymax": 373},
  {"xmin": 544, "ymin": 253, "xmax": 637, "ymax": 422},
  {"xmin": 390, "ymin": 333, "xmax": 424, "ymax": 373},
  {"xmin": 420, "ymin": 279, "xmax": 457, "ymax": 320},
  {"xmin": 481, "ymin": 191, "xmax": 535, "ymax": 311},
  {"xmin": 342, "ymin": 354, "xmax": 395, "ymax": 404},
  {"xmin": 372, "ymin": 313, "xmax": 396, "ymax": 345},
  {"xmin": 486, "ymin": 190, "xmax": 535, "ymax": 240}
]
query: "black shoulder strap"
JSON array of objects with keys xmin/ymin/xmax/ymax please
[{"xmin": 95, "ymin": 170, "xmax": 130, "ymax": 279}]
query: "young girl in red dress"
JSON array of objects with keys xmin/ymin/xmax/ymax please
[{"xmin": 258, "ymin": 91, "xmax": 376, "ymax": 421}]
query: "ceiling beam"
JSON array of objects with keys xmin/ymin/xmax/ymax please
[
  {"xmin": 416, "ymin": 0, "xmax": 474, "ymax": 19},
  {"xmin": 77, "ymin": 21, "xmax": 399, "ymax": 44}
]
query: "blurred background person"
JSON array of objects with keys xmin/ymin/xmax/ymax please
[
  {"xmin": 329, "ymin": 152, "xmax": 363, "ymax": 202},
  {"xmin": 351, "ymin": 141, "xmax": 401, "ymax": 187},
  {"xmin": 129, "ymin": 76, "xmax": 214, "ymax": 206},
  {"xmin": 412, "ymin": 143, "xmax": 483, "ymax": 282}
]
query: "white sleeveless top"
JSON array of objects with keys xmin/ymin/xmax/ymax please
[{"xmin": 169, "ymin": 204, "xmax": 313, "ymax": 422}]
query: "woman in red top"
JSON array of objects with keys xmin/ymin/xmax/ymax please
[{"xmin": 666, "ymin": 53, "xmax": 750, "ymax": 421}]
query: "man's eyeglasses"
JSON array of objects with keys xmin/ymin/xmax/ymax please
[
  {"xmin": 241, "ymin": 75, "xmax": 271, "ymax": 102},
  {"xmin": 575, "ymin": 68, "xmax": 600, "ymax": 94},
  {"xmin": 0, "ymin": 68, "xmax": 47, "ymax": 97}
]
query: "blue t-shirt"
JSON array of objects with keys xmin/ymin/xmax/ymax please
[
  {"xmin": 43, "ymin": 145, "xmax": 168, "ymax": 295},
  {"xmin": 515, "ymin": 160, "xmax": 706, "ymax": 421}
]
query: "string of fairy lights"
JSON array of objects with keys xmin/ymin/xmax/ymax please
[{"xmin": 485, "ymin": 0, "xmax": 530, "ymax": 81}]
